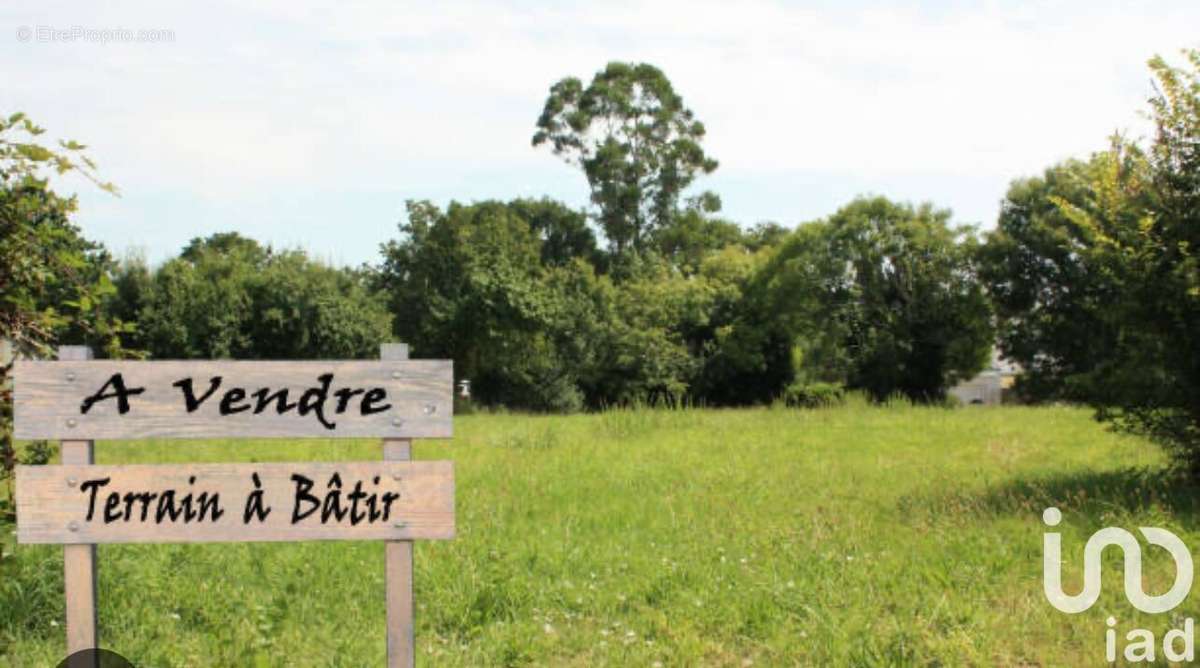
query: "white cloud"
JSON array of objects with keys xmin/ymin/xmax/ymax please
[{"xmin": 2, "ymin": 0, "xmax": 1197, "ymax": 262}]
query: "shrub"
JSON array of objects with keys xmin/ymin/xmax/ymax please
[{"xmin": 781, "ymin": 381, "xmax": 845, "ymax": 409}]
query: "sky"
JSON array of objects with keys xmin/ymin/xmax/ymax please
[{"xmin": 3, "ymin": 1, "xmax": 1198, "ymax": 267}]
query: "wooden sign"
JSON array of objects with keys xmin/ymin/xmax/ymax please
[
  {"xmin": 17, "ymin": 344, "xmax": 451, "ymax": 668},
  {"xmin": 16, "ymin": 461, "xmax": 455, "ymax": 544},
  {"xmin": 13, "ymin": 359, "xmax": 453, "ymax": 440}
]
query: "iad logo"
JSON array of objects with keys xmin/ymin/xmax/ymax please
[
  {"xmin": 1042, "ymin": 506, "xmax": 1193, "ymax": 613},
  {"xmin": 1042, "ymin": 507, "xmax": 1197, "ymax": 663}
]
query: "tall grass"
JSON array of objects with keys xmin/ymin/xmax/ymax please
[{"xmin": 0, "ymin": 404, "xmax": 1191, "ymax": 666}]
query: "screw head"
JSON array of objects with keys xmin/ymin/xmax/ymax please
[
  {"xmin": 423, "ymin": 403, "xmax": 437, "ymax": 415},
  {"xmin": 392, "ymin": 473, "xmax": 402, "ymax": 481},
  {"xmin": 66, "ymin": 418, "xmax": 78, "ymax": 428},
  {"xmin": 391, "ymin": 417, "xmax": 404, "ymax": 427},
  {"xmin": 68, "ymin": 521, "xmax": 80, "ymax": 532},
  {"xmin": 66, "ymin": 372, "xmax": 76, "ymax": 382},
  {"xmin": 393, "ymin": 521, "xmax": 407, "ymax": 529},
  {"xmin": 391, "ymin": 370, "xmax": 402, "ymax": 380},
  {"xmin": 67, "ymin": 477, "xmax": 78, "ymax": 487}
]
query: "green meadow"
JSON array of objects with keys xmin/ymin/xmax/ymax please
[{"xmin": 3, "ymin": 402, "xmax": 1198, "ymax": 666}]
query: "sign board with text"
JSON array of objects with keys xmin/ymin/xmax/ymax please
[
  {"xmin": 14, "ymin": 347, "xmax": 452, "ymax": 668},
  {"xmin": 16, "ymin": 461, "xmax": 454, "ymax": 544},
  {"xmin": 13, "ymin": 359, "xmax": 453, "ymax": 440}
]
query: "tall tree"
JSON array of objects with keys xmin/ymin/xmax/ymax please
[{"xmin": 533, "ymin": 62, "xmax": 718, "ymax": 254}]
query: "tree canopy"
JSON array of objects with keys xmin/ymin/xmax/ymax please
[
  {"xmin": 711, "ymin": 197, "xmax": 993, "ymax": 405},
  {"xmin": 533, "ymin": 62, "xmax": 718, "ymax": 254},
  {"xmin": 118, "ymin": 233, "xmax": 393, "ymax": 360},
  {"xmin": 0, "ymin": 113, "xmax": 133, "ymax": 519},
  {"xmin": 10, "ymin": 49, "xmax": 1199, "ymax": 475},
  {"xmin": 976, "ymin": 48, "xmax": 1200, "ymax": 472}
]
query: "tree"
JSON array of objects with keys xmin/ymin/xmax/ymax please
[
  {"xmin": 106, "ymin": 251, "xmax": 153, "ymax": 351},
  {"xmin": 821, "ymin": 198, "xmax": 993, "ymax": 401},
  {"xmin": 376, "ymin": 200, "xmax": 583, "ymax": 411},
  {"xmin": 688, "ymin": 243, "xmax": 787, "ymax": 406},
  {"xmin": 135, "ymin": 235, "xmax": 260, "ymax": 358},
  {"xmin": 974, "ymin": 49, "xmax": 1200, "ymax": 472},
  {"xmin": 0, "ymin": 113, "xmax": 128, "ymax": 360},
  {"xmin": 247, "ymin": 253, "xmax": 393, "ymax": 360},
  {"xmin": 505, "ymin": 198, "xmax": 600, "ymax": 268},
  {"xmin": 721, "ymin": 197, "xmax": 993, "ymax": 404},
  {"xmin": 0, "ymin": 113, "xmax": 134, "ymax": 520},
  {"xmin": 1084, "ymin": 49, "xmax": 1200, "ymax": 473},
  {"xmin": 650, "ymin": 193, "xmax": 744, "ymax": 274},
  {"xmin": 580, "ymin": 254, "xmax": 718, "ymax": 406},
  {"xmin": 181, "ymin": 231, "xmax": 269, "ymax": 264},
  {"xmin": 977, "ymin": 147, "xmax": 1149, "ymax": 401},
  {"xmin": 374, "ymin": 199, "xmax": 746, "ymax": 409},
  {"xmin": 533, "ymin": 62, "xmax": 718, "ymax": 254},
  {"xmin": 131, "ymin": 233, "xmax": 392, "ymax": 360},
  {"xmin": 741, "ymin": 221, "xmax": 791, "ymax": 252}
]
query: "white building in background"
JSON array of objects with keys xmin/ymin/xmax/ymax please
[{"xmin": 949, "ymin": 349, "xmax": 1020, "ymax": 406}]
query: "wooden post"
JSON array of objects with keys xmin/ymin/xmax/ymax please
[
  {"xmin": 58, "ymin": 345, "xmax": 97, "ymax": 656},
  {"xmin": 381, "ymin": 342, "xmax": 414, "ymax": 668}
]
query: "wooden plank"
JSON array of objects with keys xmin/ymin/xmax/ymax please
[
  {"xmin": 382, "ymin": 342, "xmax": 415, "ymax": 668},
  {"xmin": 59, "ymin": 346, "xmax": 98, "ymax": 655},
  {"xmin": 14, "ymin": 359, "xmax": 453, "ymax": 440},
  {"xmin": 15, "ymin": 461, "xmax": 455, "ymax": 544}
]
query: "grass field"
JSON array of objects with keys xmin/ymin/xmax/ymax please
[{"xmin": 2, "ymin": 401, "xmax": 1199, "ymax": 666}]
